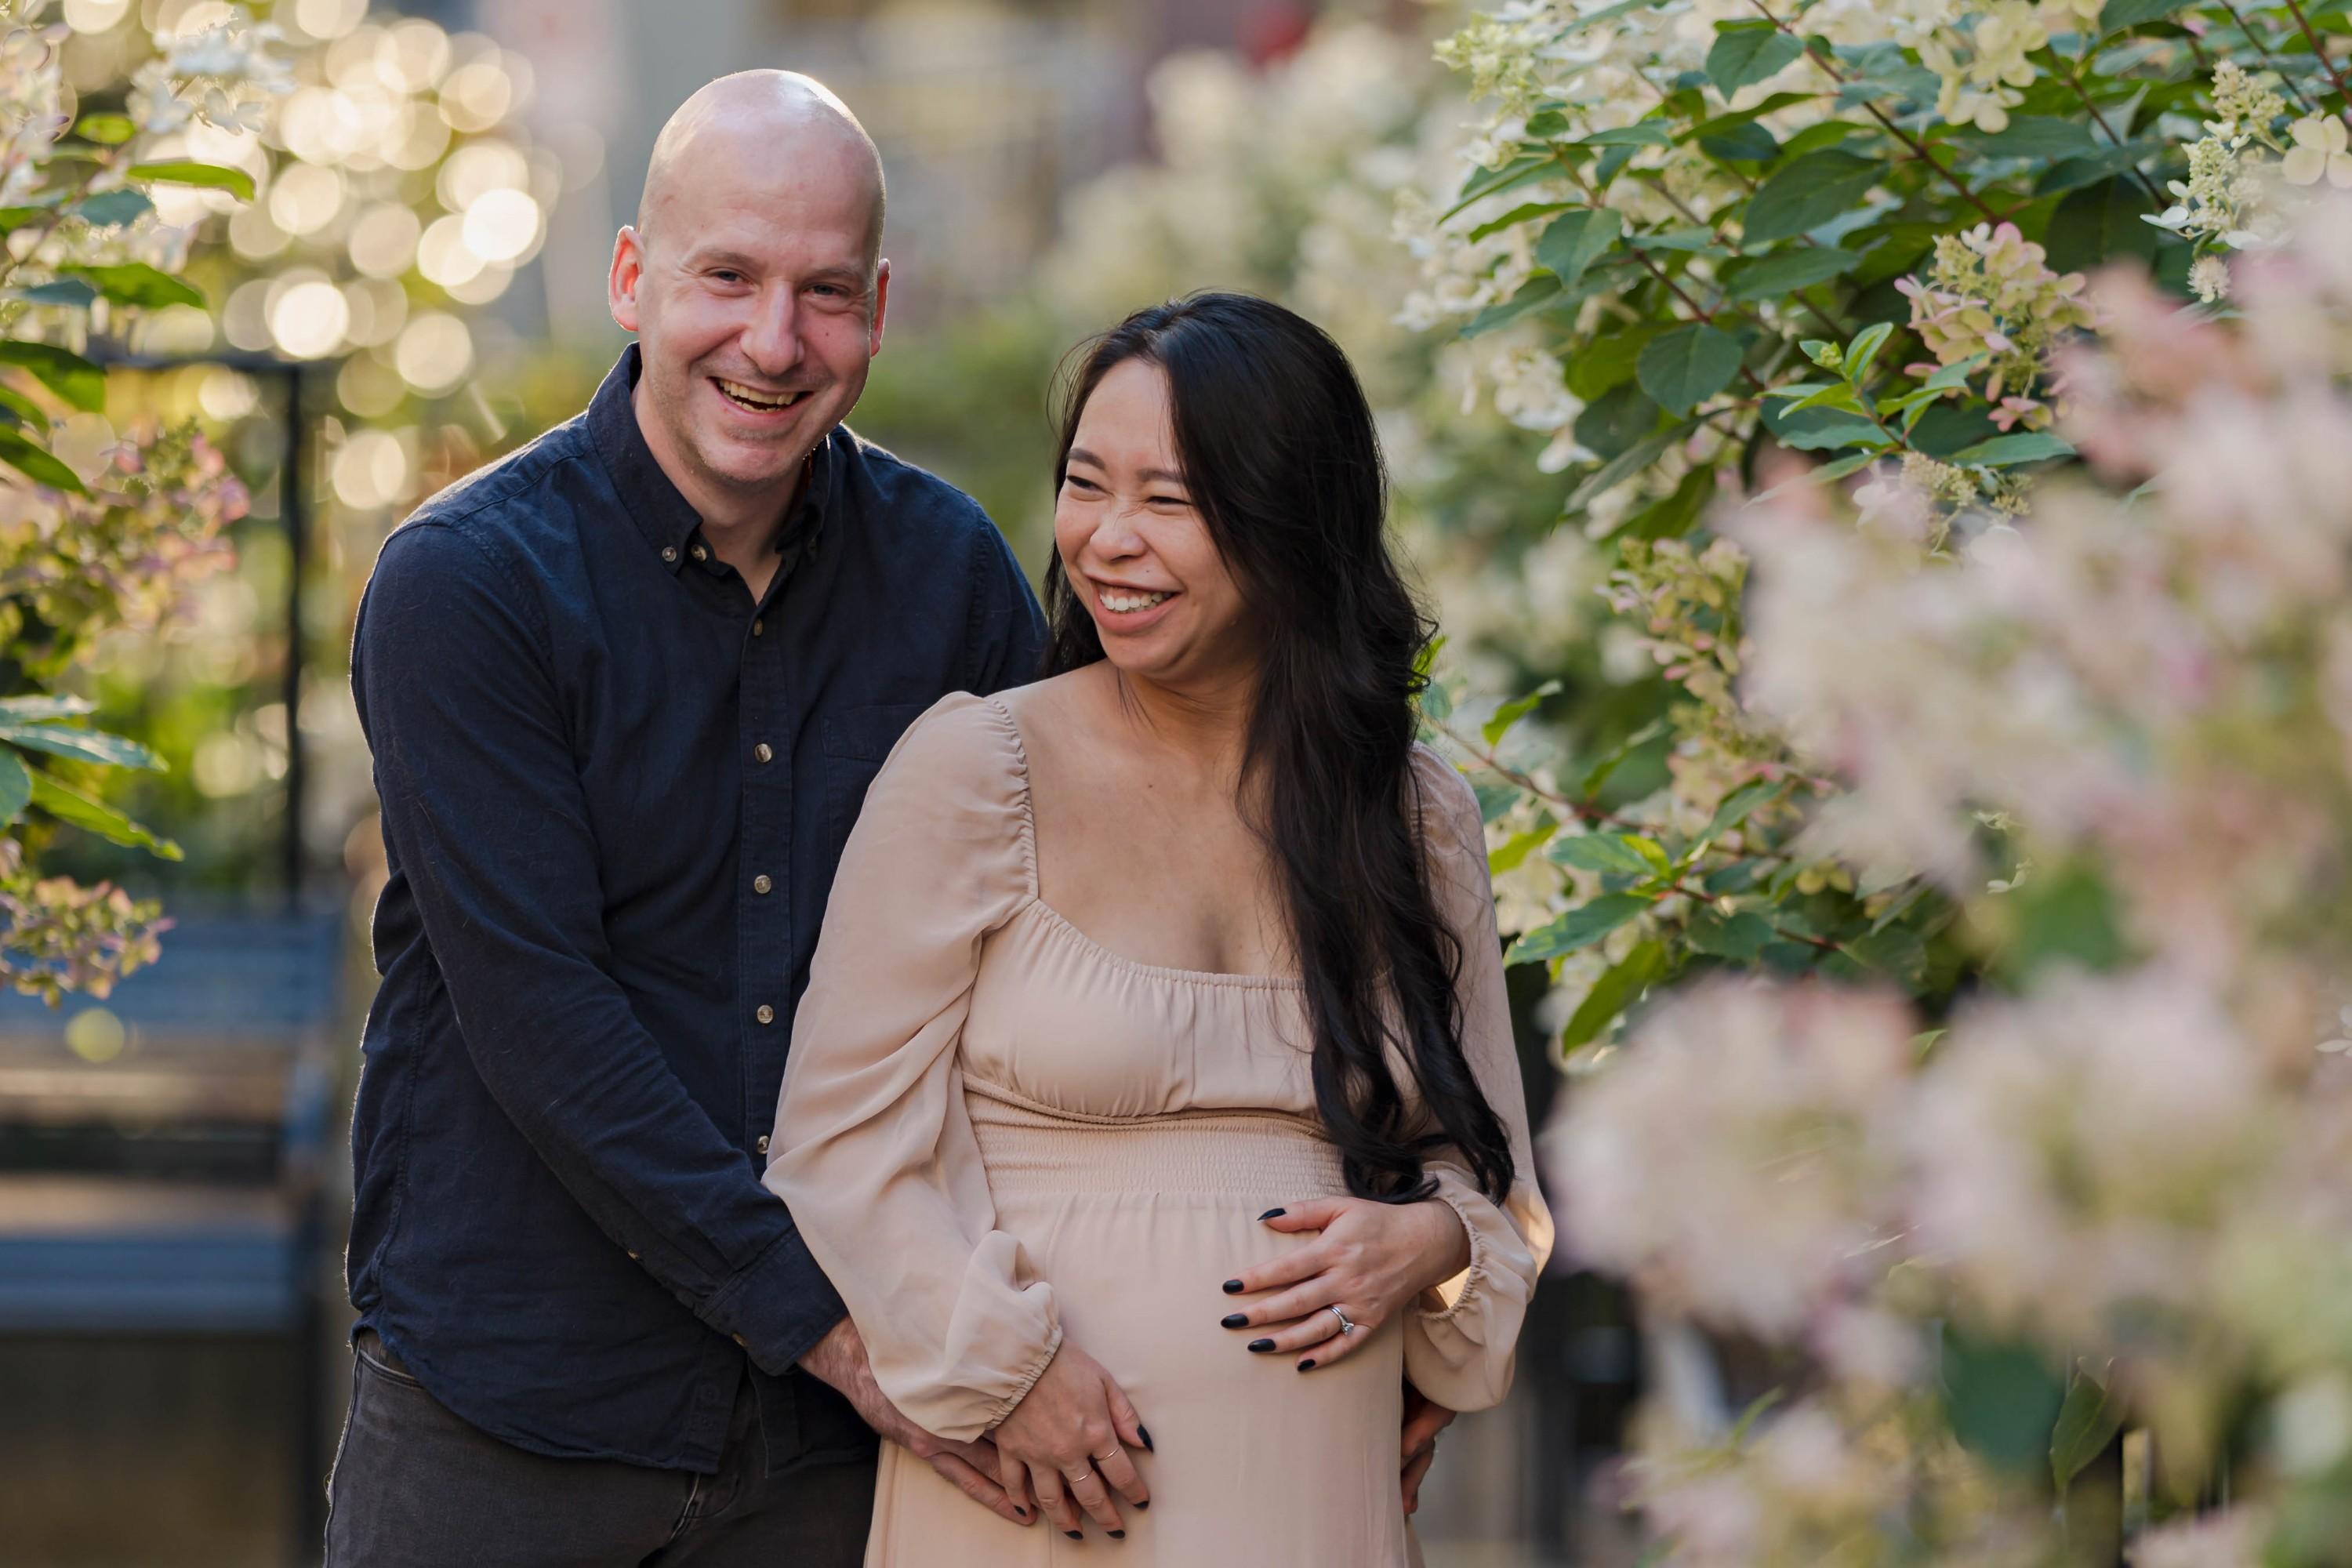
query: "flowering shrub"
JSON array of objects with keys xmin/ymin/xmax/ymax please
[{"xmin": 1403, "ymin": 0, "xmax": 2352, "ymax": 1552}]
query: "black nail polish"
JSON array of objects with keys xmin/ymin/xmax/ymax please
[
  {"xmin": 1298, "ymin": 1358, "xmax": 1317, "ymax": 1371},
  {"xmin": 1221, "ymin": 1313, "xmax": 1247, "ymax": 1329},
  {"xmin": 1222, "ymin": 1279, "xmax": 1244, "ymax": 1294},
  {"xmin": 1135, "ymin": 1500, "xmax": 1149, "ymax": 1510},
  {"xmin": 1248, "ymin": 1338, "xmax": 1275, "ymax": 1352},
  {"xmin": 1014, "ymin": 1506, "xmax": 1028, "ymax": 1518},
  {"xmin": 1138, "ymin": 1425, "xmax": 1153, "ymax": 1452},
  {"xmin": 1109, "ymin": 1530, "xmax": 1126, "ymax": 1539},
  {"xmin": 1257, "ymin": 1207, "xmax": 1286, "ymax": 1221},
  {"xmin": 1066, "ymin": 1530, "xmax": 1084, "ymax": 1540}
]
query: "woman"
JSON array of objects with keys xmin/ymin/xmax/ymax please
[{"xmin": 767, "ymin": 292, "xmax": 1552, "ymax": 1565}]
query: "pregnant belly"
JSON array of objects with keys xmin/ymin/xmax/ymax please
[{"xmin": 963, "ymin": 1089, "xmax": 1410, "ymax": 1565}]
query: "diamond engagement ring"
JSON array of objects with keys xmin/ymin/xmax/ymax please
[{"xmin": 1326, "ymin": 1305, "xmax": 1357, "ymax": 1335}]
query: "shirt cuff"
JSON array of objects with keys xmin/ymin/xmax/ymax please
[{"xmin": 703, "ymin": 1226, "xmax": 849, "ymax": 1376}]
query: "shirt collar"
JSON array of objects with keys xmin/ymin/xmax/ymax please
[{"xmin": 586, "ymin": 343, "xmax": 839, "ymax": 577}]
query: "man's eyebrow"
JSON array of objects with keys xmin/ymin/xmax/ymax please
[{"xmin": 1065, "ymin": 447, "xmax": 1188, "ymax": 487}]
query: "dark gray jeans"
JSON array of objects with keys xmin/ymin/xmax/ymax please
[{"xmin": 323, "ymin": 1330, "xmax": 876, "ymax": 1567}]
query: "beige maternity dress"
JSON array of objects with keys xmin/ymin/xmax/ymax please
[{"xmin": 768, "ymin": 693, "xmax": 1552, "ymax": 1567}]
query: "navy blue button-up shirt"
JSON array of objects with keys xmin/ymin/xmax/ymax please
[{"xmin": 347, "ymin": 345, "xmax": 1047, "ymax": 1473}]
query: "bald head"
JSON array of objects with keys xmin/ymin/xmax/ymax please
[{"xmin": 639, "ymin": 71, "xmax": 885, "ymax": 266}]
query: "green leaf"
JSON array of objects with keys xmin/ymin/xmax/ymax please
[
  {"xmin": 1467, "ymin": 201, "xmax": 1570, "ymax": 242},
  {"xmin": 1625, "ymin": 225, "xmax": 1721, "ymax": 254},
  {"xmin": 1697, "ymin": 121, "xmax": 1780, "ymax": 164},
  {"xmin": 1837, "ymin": 924, "xmax": 1928, "ymax": 988},
  {"xmin": 63, "ymin": 262, "xmax": 203, "ymax": 310},
  {"xmin": 2044, "ymin": 176, "xmax": 2161, "ymax": 273},
  {"xmin": 1483, "ymin": 681, "xmax": 1563, "ymax": 747},
  {"xmin": 1561, "ymin": 939, "xmax": 1667, "ymax": 1053},
  {"xmin": 1578, "ymin": 123, "xmax": 1674, "ymax": 149},
  {"xmin": 1578, "ymin": 718, "xmax": 1669, "ymax": 798},
  {"xmin": 2051, "ymin": 1363, "xmax": 2126, "ymax": 1493},
  {"xmin": 1548, "ymin": 832, "xmax": 1672, "ymax": 880},
  {"xmin": 1567, "ymin": 325, "xmax": 1663, "ymax": 399},
  {"xmin": 1784, "ymin": 380, "xmax": 1867, "ymax": 416},
  {"xmin": 1565, "ymin": 421, "xmax": 1693, "ymax": 513},
  {"xmin": 2100, "ymin": 0, "xmax": 2181, "ymax": 31},
  {"xmin": 0, "ymin": 746, "xmax": 28, "ymax": 829},
  {"xmin": 1536, "ymin": 206, "xmax": 1623, "ymax": 287},
  {"xmin": 1703, "ymin": 779, "xmax": 1780, "ymax": 841},
  {"xmin": 1443, "ymin": 154, "xmax": 1557, "ymax": 222},
  {"xmin": 0, "ymin": 341, "xmax": 103, "ymax": 412},
  {"xmin": 1721, "ymin": 245, "xmax": 1862, "ymax": 302},
  {"xmin": 1844, "ymin": 320, "xmax": 1895, "ymax": 384},
  {"xmin": 1621, "ymin": 463, "xmax": 1715, "ymax": 540},
  {"xmin": 1573, "ymin": 382, "xmax": 1663, "ymax": 463},
  {"xmin": 26, "ymin": 771, "xmax": 181, "ymax": 858},
  {"xmin": 1686, "ymin": 907, "xmax": 1774, "ymax": 961},
  {"xmin": 1951, "ymin": 430, "xmax": 2075, "ymax": 466},
  {"xmin": 0, "ymin": 721, "xmax": 163, "ymax": 771},
  {"xmin": 15, "ymin": 278, "xmax": 97, "ymax": 309},
  {"xmin": 1420, "ymin": 677, "xmax": 1452, "ymax": 723},
  {"xmin": 1636, "ymin": 323, "xmax": 1743, "ymax": 415},
  {"xmin": 1504, "ymin": 892, "xmax": 1653, "ymax": 966},
  {"xmin": 0, "ymin": 426, "xmax": 85, "ymax": 494},
  {"xmin": 1742, "ymin": 148, "xmax": 1880, "ymax": 244},
  {"xmin": 2000, "ymin": 861, "xmax": 2126, "ymax": 978},
  {"xmin": 0, "ymin": 695, "xmax": 93, "ymax": 721},
  {"xmin": 1776, "ymin": 416, "xmax": 1883, "ymax": 452},
  {"xmin": 1490, "ymin": 822, "xmax": 1558, "ymax": 875},
  {"xmin": 76, "ymin": 188, "xmax": 154, "ymax": 227},
  {"xmin": 73, "ymin": 114, "xmax": 136, "ymax": 146},
  {"xmin": 1706, "ymin": 21, "xmax": 1803, "ymax": 96},
  {"xmin": 124, "ymin": 159, "xmax": 256, "ymax": 201},
  {"xmin": 1942, "ymin": 1328, "xmax": 2066, "ymax": 1478},
  {"xmin": 2034, "ymin": 141, "xmax": 2164, "ymax": 198},
  {"xmin": 1809, "ymin": 448, "xmax": 1877, "ymax": 481},
  {"xmin": 1949, "ymin": 114, "xmax": 2098, "ymax": 160},
  {"xmin": 1459, "ymin": 274, "xmax": 1562, "ymax": 339},
  {"xmin": 0, "ymin": 383, "xmax": 48, "ymax": 431}
]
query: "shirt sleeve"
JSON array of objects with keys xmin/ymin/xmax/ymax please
[
  {"xmin": 1401, "ymin": 748, "xmax": 1557, "ymax": 1413},
  {"xmin": 964, "ymin": 507, "xmax": 1048, "ymax": 695},
  {"xmin": 765, "ymin": 694, "xmax": 1059, "ymax": 1443},
  {"xmin": 353, "ymin": 519, "xmax": 845, "ymax": 1376}
]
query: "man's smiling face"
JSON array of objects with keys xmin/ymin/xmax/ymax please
[{"xmin": 609, "ymin": 76, "xmax": 888, "ymax": 514}]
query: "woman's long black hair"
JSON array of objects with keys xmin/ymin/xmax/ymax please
[{"xmin": 1044, "ymin": 292, "xmax": 1514, "ymax": 1206}]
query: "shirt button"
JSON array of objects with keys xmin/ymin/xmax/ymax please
[
  {"xmin": 756, "ymin": 1134, "xmax": 771, "ymax": 1155},
  {"xmin": 756, "ymin": 1004, "xmax": 775, "ymax": 1025},
  {"xmin": 753, "ymin": 742, "xmax": 773, "ymax": 764},
  {"xmin": 752, "ymin": 619, "xmax": 764, "ymax": 637},
  {"xmin": 753, "ymin": 873, "xmax": 772, "ymax": 895},
  {"xmin": 731, "ymin": 1334, "xmax": 746, "ymax": 1348},
  {"xmin": 691, "ymin": 543, "xmax": 709, "ymax": 562},
  {"xmin": 660, "ymin": 546, "xmax": 678, "ymax": 564}
]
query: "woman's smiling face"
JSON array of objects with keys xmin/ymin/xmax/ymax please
[{"xmin": 1054, "ymin": 357, "xmax": 1257, "ymax": 687}]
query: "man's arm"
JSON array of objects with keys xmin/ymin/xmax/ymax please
[
  {"xmin": 799, "ymin": 1317, "xmax": 1032, "ymax": 1526},
  {"xmin": 353, "ymin": 520, "xmax": 840, "ymax": 1374},
  {"xmin": 964, "ymin": 512, "xmax": 1049, "ymax": 695}
]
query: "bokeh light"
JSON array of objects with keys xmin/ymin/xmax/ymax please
[
  {"xmin": 415, "ymin": 212, "xmax": 481, "ymax": 288},
  {"xmin": 394, "ymin": 312, "xmax": 472, "ymax": 394},
  {"xmin": 437, "ymin": 138, "xmax": 527, "ymax": 211},
  {"xmin": 61, "ymin": 0, "xmax": 130, "ymax": 33},
  {"xmin": 268, "ymin": 161, "xmax": 346, "ymax": 236},
  {"xmin": 461, "ymin": 187, "xmax": 539, "ymax": 263},
  {"xmin": 291, "ymin": 0, "xmax": 367, "ymax": 41},
  {"xmin": 331, "ymin": 429, "xmax": 411, "ymax": 510},
  {"xmin": 344, "ymin": 202, "xmax": 416, "ymax": 278},
  {"xmin": 267, "ymin": 277, "xmax": 350, "ymax": 359},
  {"xmin": 439, "ymin": 58, "xmax": 514, "ymax": 133}
]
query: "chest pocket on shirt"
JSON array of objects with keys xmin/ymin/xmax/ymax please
[{"xmin": 821, "ymin": 702, "xmax": 927, "ymax": 847}]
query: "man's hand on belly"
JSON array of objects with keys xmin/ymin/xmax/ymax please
[
  {"xmin": 1401, "ymin": 1381, "xmax": 1457, "ymax": 1517},
  {"xmin": 798, "ymin": 1316, "xmax": 1036, "ymax": 1530}
]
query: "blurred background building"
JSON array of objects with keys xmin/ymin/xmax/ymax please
[{"xmin": 0, "ymin": 2, "xmax": 1618, "ymax": 1564}]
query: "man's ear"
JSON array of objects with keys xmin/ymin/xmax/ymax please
[
  {"xmin": 609, "ymin": 226, "xmax": 644, "ymax": 334},
  {"xmin": 866, "ymin": 258, "xmax": 891, "ymax": 358}
]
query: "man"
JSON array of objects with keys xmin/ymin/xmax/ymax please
[{"xmin": 328, "ymin": 72, "xmax": 1044, "ymax": 1565}]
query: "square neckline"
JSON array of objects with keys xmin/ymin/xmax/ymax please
[{"xmin": 978, "ymin": 693, "xmax": 1306, "ymax": 993}]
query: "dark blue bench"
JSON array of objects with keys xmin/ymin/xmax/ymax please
[{"xmin": 0, "ymin": 909, "xmax": 343, "ymax": 1560}]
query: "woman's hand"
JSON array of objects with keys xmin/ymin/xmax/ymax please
[
  {"xmin": 1218, "ymin": 1196, "xmax": 1471, "ymax": 1370},
  {"xmin": 989, "ymin": 1341, "xmax": 1152, "ymax": 1540}
]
